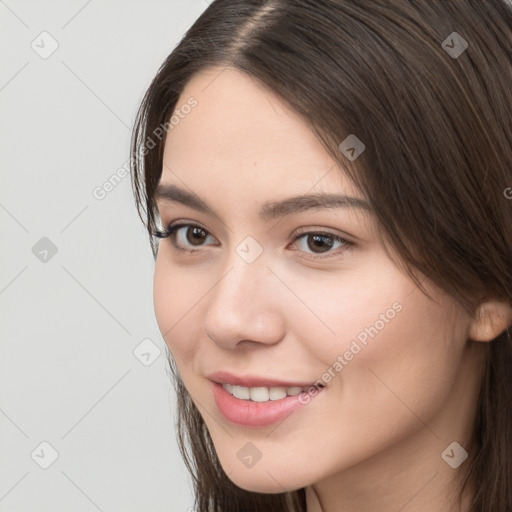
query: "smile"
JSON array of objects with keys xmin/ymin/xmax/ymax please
[
  {"xmin": 211, "ymin": 380, "xmax": 326, "ymax": 427},
  {"xmin": 222, "ymin": 383, "xmax": 318, "ymax": 402}
]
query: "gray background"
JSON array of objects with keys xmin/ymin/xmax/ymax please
[{"xmin": 0, "ymin": 1, "xmax": 211, "ymax": 511}]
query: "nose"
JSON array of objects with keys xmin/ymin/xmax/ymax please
[{"xmin": 204, "ymin": 255, "xmax": 287, "ymax": 350}]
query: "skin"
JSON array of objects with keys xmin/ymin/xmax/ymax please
[{"xmin": 152, "ymin": 66, "xmax": 512, "ymax": 512}]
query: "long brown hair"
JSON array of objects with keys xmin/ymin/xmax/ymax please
[{"xmin": 130, "ymin": 1, "xmax": 512, "ymax": 510}]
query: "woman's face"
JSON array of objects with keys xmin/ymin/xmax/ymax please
[{"xmin": 153, "ymin": 66, "xmax": 479, "ymax": 494}]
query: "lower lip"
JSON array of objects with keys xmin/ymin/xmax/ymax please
[{"xmin": 211, "ymin": 382, "xmax": 325, "ymax": 428}]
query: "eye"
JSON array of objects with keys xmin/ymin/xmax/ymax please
[
  {"xmin": 153, "ymin": 222, "xmax": 354, "ymax": 260},
  {"xmin": 289, "ymin": 228, "xmax": 354, "ymax": 261},
  {"xmin": 153, "ymin": 222, "xmax": 217, "ymax": 254}
]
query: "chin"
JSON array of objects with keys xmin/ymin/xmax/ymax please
[
  {"xmin": 227, "ymin": 473, "xmax": 295, "ymax": 494},
  {"xmin": 219, "ymin": 455, "xmax": 307, "ymax": 494}
]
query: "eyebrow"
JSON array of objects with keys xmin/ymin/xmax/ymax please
[{"xmin": 154, "ymin": 183, "xmax": 374, "ymax": 222}]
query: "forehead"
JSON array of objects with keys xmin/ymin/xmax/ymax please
[{"xmin": 163, "ymin": 66, "xmax": 362, "ymax": 194}]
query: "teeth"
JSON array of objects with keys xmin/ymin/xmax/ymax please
[
  {"xmin": 250, "ymin": 387, "xmax": 269, "ymax": 402},
  {"xmin": 232, "ymin": 385, "xmax": 250, "ymax": 400},
  {"xmin": 222, "ymin": 383, "xmax": 320, "ymax": 402},
  {"xmin": 269, "ymin": 387, "xmax": 287, "ymax": 400}
]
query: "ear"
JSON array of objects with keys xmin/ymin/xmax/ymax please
[{"xmin": 468, "ymin": 298, "xmax": 512, "ymax": 342}]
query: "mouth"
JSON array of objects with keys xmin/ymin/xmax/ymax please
[
  {"xmin": 220, "ymin": 382, "xmax": 324, "ymax": 402},
  {"xmin": 206, "ymin": 370, "xmax": 324, "ymax": 391},
  {"xmin": 207, "ymin": 372, "xmax": 326, "ymax": 427}
]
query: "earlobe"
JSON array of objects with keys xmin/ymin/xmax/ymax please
[{"xmin": 468, "ymin": 299, "xmax": 512, "ymax": 342}]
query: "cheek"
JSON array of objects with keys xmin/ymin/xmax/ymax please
[
  {"xmin": 291, "ymin": 262, "xmax": 466, "ymax": 423},
  {"xmin": 299, "ymin": 260, "xmax": 454, "ymax": 361},
  {"xmin": 323, "ymin": 284, "xmax": 467, "ymax": 435},
  {"xmin": 366, "ymin": 287, "xmax": 464, "ymax": 378},
  {"xmin": 153, "ymin": 252, "xmax": 174, "ymax": 338},
  {"xmin": 278, "ymin": 261, "xmax": 405, "ymax": 366},
  {"xmin": 153, "ymin": 251, "xmax": 201, "ymax": 364}
]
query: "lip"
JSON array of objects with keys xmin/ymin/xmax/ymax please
[
  {"xmin": 210, "ymin": 380, "xmax": 326, "ymax": 428},
  {"xmin": 207, "ymin": 370, "xmax": 320, "ymax": 388}
]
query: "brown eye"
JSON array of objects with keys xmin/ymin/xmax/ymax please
[
  {"xmin": 305, "ymin": 234, "xmax": 335, "ymax": 253},
  {"xmin": 290, "ymin": 230, "xmax": 354, "ymax": 261},
  {"xmin": 158, "ymin": 222, "xmax": 217, "ymax": 253},
  {"xmin": 184, "ymin": 226, "xmax": 208, "ymax": 246}
]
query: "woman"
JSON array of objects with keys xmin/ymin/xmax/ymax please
[{"xmin": 130, "ymin": 1, "xmax": 512, "ymax": 510}]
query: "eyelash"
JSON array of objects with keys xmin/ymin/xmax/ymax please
[{"xmin": 152, "ymin": 222, "xmax": 354, "ymax": 261}]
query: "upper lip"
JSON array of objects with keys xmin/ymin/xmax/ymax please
[{"xmin": 207, "ymin": 370, "xmax": 324, "ymax": 388}]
